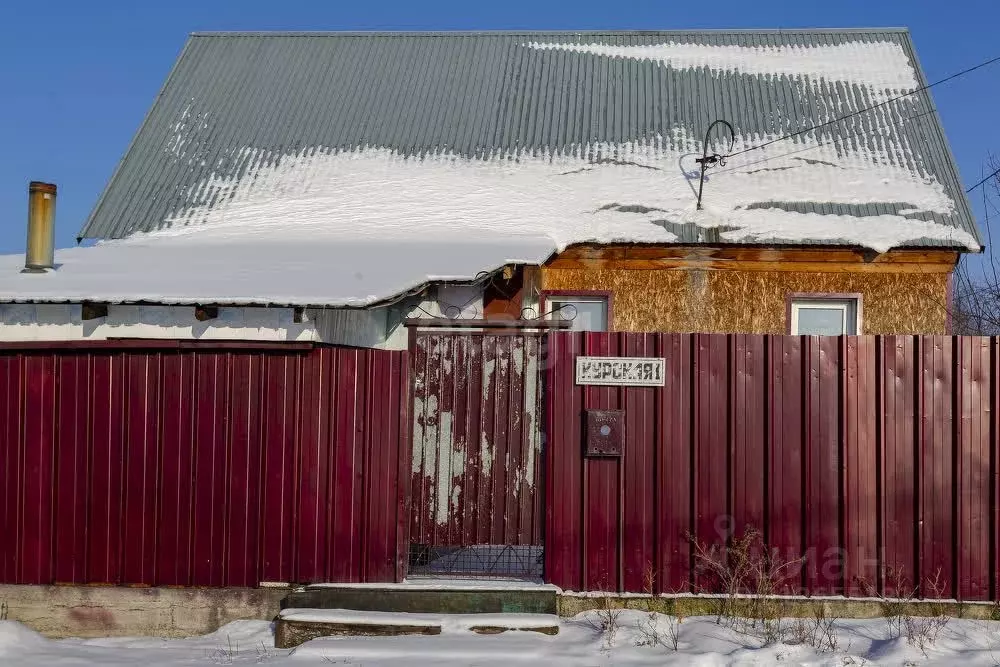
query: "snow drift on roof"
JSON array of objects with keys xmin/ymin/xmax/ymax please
[
  {"xmin": 168, "ymin": 139, "xmax": 972, "ymax": 254},
  {"xmin": 526, "ymin": 40, "xmax": 920, "ymax": 97},
  {"xmin": 0, "ymin": 132, "xmax": 977, "ymax": 306}
]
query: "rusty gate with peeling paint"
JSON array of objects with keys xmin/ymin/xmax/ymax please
[{"xmin": 409, "ymin": 330, "xmax": 545, "ymax": 577}]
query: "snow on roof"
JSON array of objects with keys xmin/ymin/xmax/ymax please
[
  {"xmin": 79, "ymin": 31, "xmax": 978, "ymax": 245},
  {"xmin": 0, "ymin": 137, "xmax": 978, "ymax": 307},
  {"xmin": 0, "ymin": 230, "xmax": 555, "ymax": 307},
  {"xmin": 526, "ymin": 40, "xmax": 920, "ymax": 97},
  {"xmin": 169, "ymin": 141, "xmax": 974, "ymax": 253},
  {"xmin": 4, "ymin": 31, "xmax": 977, "ymax": 307}
]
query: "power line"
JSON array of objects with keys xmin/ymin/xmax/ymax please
[
  {"xmin": 981, "ymin": 164, "xmax": 998, "ymax": 286},
  {"xmin": 722, "ymin": 53, "xmax": 1000, "ymax": 161},
  {"xmin": 967, "ymin": 166, "xmax": 1000, "ymax": 193},
  {"xmin": 713, "ymin": 107, "xmax": 939, "ymax": 176}
]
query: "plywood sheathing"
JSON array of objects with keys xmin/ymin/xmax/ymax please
[{"xmin": 541, "ymin": 264, "xmax": 950, "ymax": 335}]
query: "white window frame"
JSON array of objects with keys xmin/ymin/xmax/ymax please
[
  {"xmin": 543, "ymin": 292, "xmax": 610, "ymax": 332},
  {"xmin": 789, "ymin": 295, "xmax": 861, "ymax": 336}
]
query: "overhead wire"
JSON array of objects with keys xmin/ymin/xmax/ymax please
[
  {"xmin": 711, "ymin": 107, "xmax": 939, "ymax": 176},
  {"xmin": 721, "ymin": 53, "xmax": 1000, "ymax": 162},
  {"xmin": 967, "ymin": 166, "xmax": 1000, "ymax": 194}
]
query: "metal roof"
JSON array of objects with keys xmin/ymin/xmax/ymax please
[{"xmin": 79, "ymin": 30, "xmax": 981, "ymax": 249}]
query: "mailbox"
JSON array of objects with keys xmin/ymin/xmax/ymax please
[{"xmin": 585, "ymin": 409, "xmax": 624, "ymax": 457}]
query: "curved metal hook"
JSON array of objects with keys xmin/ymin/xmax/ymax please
[{"xmin": 695, "ymin": 119, "xmax": 736, "ymax": 210}]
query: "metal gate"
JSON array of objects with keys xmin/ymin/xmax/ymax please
[{"xmin": 408, "ymin": 327, "xmax": 546, "ymax": 578}]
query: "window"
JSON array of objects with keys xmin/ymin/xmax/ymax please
[
  {"xmin": 789, "ymin": 295, "xmax": 861, "ymax": 335},
  {"xmin": 543, "ymin": 292, "xmax": 610, "ymax": 331}
]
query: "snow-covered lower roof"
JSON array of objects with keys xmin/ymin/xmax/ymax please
[{"xmin": 0, "ymin": 230, "xmax": 555, "ymax": 307}]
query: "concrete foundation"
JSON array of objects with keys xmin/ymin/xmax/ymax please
[
  {"xmin": 6, "ymin": 583, "xmax": 996, "ymax": 639},
  {"xmin": 558, "ymin": 593, "xmax": 1000, "ymax": 621},
  {"xmin": 0, "ymin": 585, "xmax": 287, "ymax": 638}
]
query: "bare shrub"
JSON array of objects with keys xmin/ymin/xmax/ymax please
[
  {"xmin": 858, "ymin": 565, "xmax": 951, "ymax": 655},
  {"xmin": 953, "ymin": 155, "xmax": 1000, "ymax": 335},
  {"xmin": 205, "ymin": 635, "xmax": 240, "ymax": 664},
  {"xmin": 813, "ymin": 610, "xmax": 840, "ymax": 653},
  {"xmin": 788, "ymin": 608, "xmax": 840, "ymax": 653},
  {"xmin": 255, "ymin": 640, "xmax": 276, "ymax": 663},
  {"xmin": 858, "ymin": 565, "xmax": 910, "ymax": 639},
  {"xmin": 586, "ymin": 594, "xmax": 625, "ymax": 649},
  {"xmin": 903, "ymin": 570, "xmax": 950, "ymax": 657},
  {"xmin": 635, "ymin": 612, "xmax": 682, "ymax": 651},
  {"xmin": 688, "ymin": 526, "xmax": 804, "ymax": 644},
  {"xmin": 642, "ymin": 563, "xmax": 657, "ymax": 596},
  {"xmin": 787, "ymin": 617, "xmax": 812, "ymax": 646}
]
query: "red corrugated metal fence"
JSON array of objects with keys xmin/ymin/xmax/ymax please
[
  {"xmin": 0, "ymin": 342, "xmax": 408, "ymax": 587},
  {"xmin": 546, "ymin": 333, "xmax": 999, "ymax": 600},
  {"xmin": 5, "ymin": 332, "xmax": 998, "ymax": 598}
]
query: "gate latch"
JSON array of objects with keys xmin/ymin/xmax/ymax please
[{"xmin": 585, "ymin": 409, "xmax": 624, "ymax": 457}]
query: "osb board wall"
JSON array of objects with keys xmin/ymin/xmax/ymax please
[{"xmin": 541, "ymin": 267, "xmax": 949, "ymax": 334}]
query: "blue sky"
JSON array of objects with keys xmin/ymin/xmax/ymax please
[{"xmin": 0, "ymin": 0, "xmax": 997, "ymax": 256}]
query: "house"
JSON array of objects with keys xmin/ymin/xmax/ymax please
[
  {"xmin": 0, "ymin": 30, "xmax": 982, "ymax": 343},
  {"xmin": 3, "ymin": 31, "xmax": 999, "ymax": 627}
]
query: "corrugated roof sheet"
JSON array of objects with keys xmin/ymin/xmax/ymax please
[{"xmin": 78, "ymin": 30, "xmax": 981, "ymax": 249}]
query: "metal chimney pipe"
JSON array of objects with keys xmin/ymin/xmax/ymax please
[{"xmin": 23, "ymin": 181, "xmax": 57, "ymax": 273}]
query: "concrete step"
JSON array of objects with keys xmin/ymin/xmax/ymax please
[
  {"xmin": 275, "ymin": 608, "xmax": 560, "ymax": 648},
  {"xmin": 282, "ymin": 580, "xmax": 559, "ymax": 615}
]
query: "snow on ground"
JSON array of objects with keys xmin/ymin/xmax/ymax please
[
  {"xmin": 278, "ymin": 608, "xmax": 560, "ymax": 632},
  {"xmin": 6, "ymin": 611, "xmax": 1000, "ymax": 666}
]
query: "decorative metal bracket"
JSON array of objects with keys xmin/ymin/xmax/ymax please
[
  {"xmin": 696, "ymin": 120, "xmax": 736, "ymax": 210},
  {"xmin": 520, "ymin": 302, "xmax": 578, "ymax": 323},
  {"xmin": 404, "ymin": 302, "xmax": 578, "ymax": 330}
]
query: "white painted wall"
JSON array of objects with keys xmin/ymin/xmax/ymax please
[
  {"xmin": 0, "ymin": 303, "xmax": 320, "ymax": 343},
  {"xmin": 92, "ymin": 305, "xmax": 320, "ymax": 341},
  {"xmin": 0, "ymin": 287, "xmax": 482, "ymax": 348},
  {"xmin": 380, "ymin": 284, "xmax": 485, "ymax": 350},
  {"xmin": 0, "ymin": 304, "xmax": 82, "ymax": 341}
]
